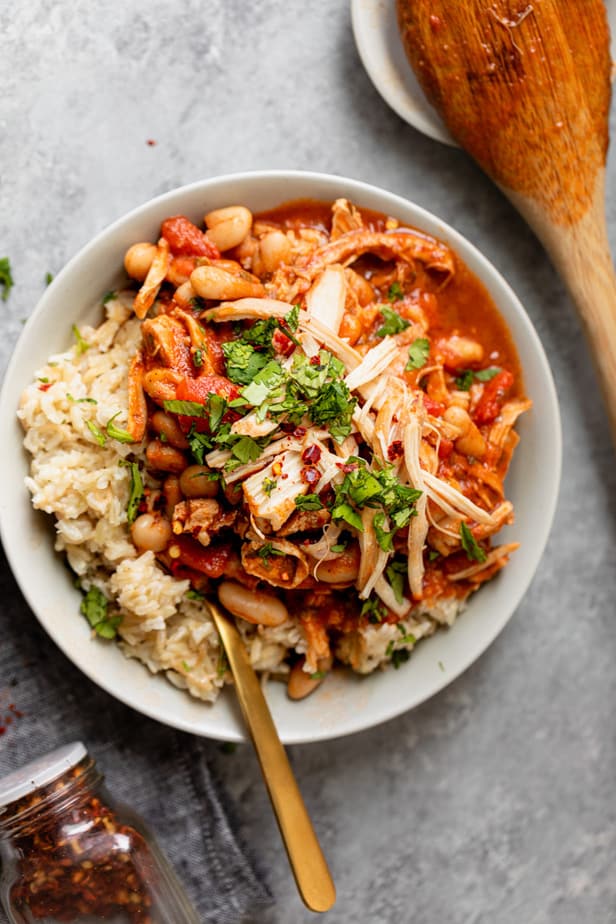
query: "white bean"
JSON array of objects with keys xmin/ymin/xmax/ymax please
[
  {"xmin": 204, "ymin": 206, "xmax": 252, "ymax": 252},
  {"xmin": 287, "ymin": 656, "xmax": 332, "ymax": 701},
  {"xmin": 257, "ymin": 230, "xmax": 291, "ymax": 274},
  {"xmin": 190, "ymin": 264, "xmax": 264, "ymax": 300},
  {"xmin": 179, "ymin": 465, "xmax": 219, "ymax": 498},
  {"xmin": 315, "ymin": 544, "xmax": 360, "ymax": 584},
  {"xmin": 124, "ymin": 242, "xmax": 157, "ymax": 281},
  {"xmin": 150, "ymin": 411, "xmax": 190, "ymax": 449},
  {"xmin": 218, "ymin": 581, "xmax": 288, "ymax": 627},
  {"xmin": 131, "ymin": 513, "xmax": 172, "ymax": 552}
]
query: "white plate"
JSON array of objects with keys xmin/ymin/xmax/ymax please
[
  {"xmin": 0, "ymin": 171, "xmax": 561, "ymax": 743},
  {"xmin": 351, "ymin": 0, "xmax": 616, "ymax": 146}
]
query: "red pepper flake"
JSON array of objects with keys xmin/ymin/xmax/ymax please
[
  {"xmin": 301, "ymin": 466, "xmax": 320, "ymax": 486},
  {"xmin": 9, "ymin": 704, "xmax": 24, "ymax": 718},
  {"xmin": 309, "ymin": 355, "xmax": 321, "ymax": 366},
  {"xmin": 336, "ymin": 462, "xmax": 358, "ymax": 474},
  {"xmin": 387, "ymin": 440, "xmax": 403, "ymax": 461},
  {"xmin": 146, "ymin": 138, "xmax": 157, "ymax": 146},
  {"xmin": 293, "ymin": 426, "xmax": 306, "ymax": 438},
  {"xmin": 0, "ymin": 727, "xmax": 5, "ymax": 736},
  {"xmin": 38, "ymin": 383, "xmax": 52, "ymax": 392},
  {"xmin": 302, "ymin": 444, "xmax": 322, "ymax": 464}
]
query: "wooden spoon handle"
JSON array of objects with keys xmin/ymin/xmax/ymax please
[
  {"xmin": 208, "ymin": 601, "xmax": 336, "ymax": 914},
  {"xmin": 511, "ymin": 171, "xmax": 616, "ymax": 442}
]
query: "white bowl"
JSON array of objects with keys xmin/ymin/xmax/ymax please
[
  {"xmin": 0, "ymin": 171, "xmax": 561, "ymax": 743},
  {"xmin": 351, "ymin": 0, "xmax": 616, "ymax": 147}
]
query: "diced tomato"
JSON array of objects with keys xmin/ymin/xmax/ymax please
[
  {"xmin": 272, "ymin": 327, "xmax": 295, "ymax": 356},
  {"xmin": 170, "ymin": 537, "xmax": 233, "ymax": 577},
  {"xmin": 437, "ymin": 437, "xmax": 454, "ymax": 459},
  {"xmin": 161, "ymin": 215, "xmax": 221, "ymax": 259},
  {"xmin": 473, "ymin": 370, "xmax": 514, "ymax": 425},
  {"xmin": 175, "ymin": 375, "xmax": 241, "ymax": 433},
  {"xmin": 423, "ymin": 396, "xmax": 445, "ymax": 417}
]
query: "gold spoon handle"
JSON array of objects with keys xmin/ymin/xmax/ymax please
[{"xmin": 208, "ymin": 601, "xmax": 336, "ymax": 914}]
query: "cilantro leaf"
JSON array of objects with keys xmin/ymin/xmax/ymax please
[
  {"xmin": 374, "ymin": 513, "xmax": 394, "ymax": 552},
  {"xmin": 123, "ymin": 461, "xmax": 144, "ymax": 525},
  {"xmin": 45, "ymin": 271, "xmax": 54, "ymax": 286},
  {"xmin": 207, "ymin": 394, "xmax": 227, "ymax": 433},
  {"xmin": 460, "ymin": 522, "xmax": 487, "ymax": 562},
  {"xmin": 222, "ymin": 341, "xmax": 269, "ymax": 384},
  {"xmin": 102, "ymin": 290, "xmax": 117, "ymax": 305},
  {"xmin": 231, "ymin": 436, "xmax": 263, "ymax": 464},
  {"xmin": 106, "ymin": 412, "xmax": 136, "ymax": 443},
  {"xmin": 474, "ymin": 366, "xmax": 501, "ymax": 382},
  {"xmin": 255, "ymin": 542, "xmax": 286, "ymax": 566},
  {"xmin": 72, "ymin": 324, "xmax": 90, "ymax": 355},
  {"xmin": 360, "ymin": 596, "xmax": 387, "ymax": 623},
  {"xmin": 405, "ymin": 338, "xmax": 430, "ymax": 370},
  {"xmin": 391, "ymin": 648, "xmax": 411, "ymax": 669},
  {"xmin": 376, "ymin": 306, "xmax": 410, "ymax": 337},
  {"xmin": 455, "ymin": 370, "xmax": 474, "ymax": 391},
  {"xmin": 387, "ymin": 281, "xmax": 403, "ymax": 302},
  {"xmin": 285, "ymin": 304, "xmax": 300, "ymax": 330},
  {"xmin": 309, "ymin": 380, "xmax": 355, "ymax": 443},
  {"xmin": 79, "ymin": 587, "xmax": 121, "ymax": 639},
  {"xmin": 294, "ymin": 493, "xmax": 323, "ymax": 511},
  {"xmin": 163, "ymin": 399, "xmax": 206, "ymax": 417},
  {"xmin": 331, "ymin": 501, "xmax": 363, "ymax": 531},
  {"xmin": 0, "ymin": 257, "xmax": 14, "ymax": 301},
  {"xmin": 86, "ymin": 420, "xmax": 106, "ymax": 446},
  {"xmin": 186, "ymin": 588, "xmax": 205, "ymax": 600},
  {"xmin": 386, "ymin": 560, "xmax": 407, "ymax": 604}
]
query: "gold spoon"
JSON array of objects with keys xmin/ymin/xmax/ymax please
[{"xmin": 207, "ymin": 598, "xmax": 336, "ymax": 914}]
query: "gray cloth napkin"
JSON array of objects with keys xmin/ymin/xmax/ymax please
[{"xmin": 0, "ymin": 547, "xmax": 271, "ymax": 924}]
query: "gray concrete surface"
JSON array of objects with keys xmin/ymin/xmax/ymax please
[{"xmin": 2, "ymin": 2, "xmax": 616, "ymax": 922}]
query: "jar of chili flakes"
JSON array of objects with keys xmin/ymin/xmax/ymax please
[{"xmin": 0, "ymin": 743, "xmax": 199, "ymax": 923}]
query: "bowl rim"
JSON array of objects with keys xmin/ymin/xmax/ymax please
[{"xmin": 0, "ymin": 169, "xmax": 562, "ymax": 743}]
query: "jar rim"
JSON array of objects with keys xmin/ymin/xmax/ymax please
[{"xmin": 0, "ymin": 742, "xmax": 87, "ymax": 808}]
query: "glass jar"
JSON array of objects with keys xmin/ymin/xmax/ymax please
[{"xmin": 0, "ymin": 742, "xmax": 200, "ymax": 924}]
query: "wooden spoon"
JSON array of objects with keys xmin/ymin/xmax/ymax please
[
  {"xmin": 397, "ymin": 0, "xmax": 616, "ymax": 437},
  {"xmin": 207, "ymin": 598, "xmax": 336, "ymax": 914}
]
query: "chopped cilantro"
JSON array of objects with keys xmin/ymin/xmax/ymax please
[
  {"xmin": 387, "ymin": 281, "xmax": 404, "ymax": 302},
  {"xmin": 79, "ymin": 586, "xmax": 121, "ymax": 639},
  {"xmin": 263, "ymin": 478, "xmax": 277, "ymax": 496},
  {"xmin": 331, "ymin": 501, "xmax": 364, "ymax": 531},
  {"xmin": 454, "ymin": 370, "xmax": 475, "ymax": 391},
  {"xmin": 186, "ymin": 588, "xmax": 205, "ymax": 600},
  {"xmin": 385, "ymin": 559, "xmax": 407, "ymax": 604},
  {"xmin": 106, "ymin": 412, "xmax": 135, "ymax": 443},
  {"xmin": 231, "ymin": 436, "xmax": 263, "ymax": 464},
  {"xmin": 374, "ymin": 512, "xmax": 394, "ymax": 552},
  {"xmin": 102, "ymin": 290, "xmax": 117, "ymax": 305},
  {"xmin": 193, "ymin": 349, "xmax": 203, "ymax": 367},
  {"xmin": 207, "ymin": 394, "xmax": 227, "ymax": 433},
  {"xmin": 376, "ymin": 306, "xmax": 410, "ymax": 337},
  {"xmin": 285, "ymin": 304, "xmax": 300, "ymax": 330},
  {"xmin": 45, "ymin": 272, "xmax": 54, "ymax": 286},
  {"xmin": 163, "ymin": 399, "xmax": 206, "ymax": 417},
  {"xmin": 428, "ymin": 549, "xmax": 440, "ymax": 562},
  {"xmin": 71, "ymin": 324, "xmax": 90, "ymax": 355},
  {"xmin": 222, "ymin": 340, "xmax": 270, "ymax": 384},
  {"xmin": 123, "ymin": 461, "xmax": 144, "ymax": 525},
  {"xmin": 391, "ymin": 648, "xmax": 411, "ymax": 669},
  {"xmin": 455, "ymin": 366, "xmax": 501, "ymax": 390},
  {"xmin": 38, "ymin": 377, "xmax": 49, "ymax": 384},
  {"xmin": 309, "ymin": 379, "xmax": 355, "ymax": 443},
  {"xmin": 67, "ymin": 393, "xmax": 97, "ymax": 404},
  {"xmin": 405, "ymin": 337, "xmax": 430, "ymax": 370},
  {"xmin": 360, "ymin": 596, "xmax": 387, "ymax": 623},
  {"xmin": 0, "ymin": 258, "xmax": 14, "ymax": 301},
  {"xmin": 182, "ymin": 660, "xmax": 192, "ymax": 672},
  {"xmin": 330, "ymin": 541, "xmax": 347, "ymax": 553},
  {"xmin": 294, "ymin": 493, "xmax": 323, "ymax": 511},
  {"xmin": 310, "ymin": 670, "xmax": 327, "ymax": 680},
  {"xmin": 255, "ymin": 542, "xmax": 286, "ymax": 566},
  {"xmin": 86, "ymin": 420, "xmax": 106, "ymax": 446},
  {"xmin": 460, "ymin": 522, "xmax": 487, "ymax": 563},
  {"xmin": 475, "ymin": 366, "xmax": 501, "ymax": 382}
]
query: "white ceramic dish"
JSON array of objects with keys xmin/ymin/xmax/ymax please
[
  {"xmin": 0, "ymin": 171, "xmax": 561, "ymax": 743},
  {"xmin": 351, "ymin": 0, "xmax": 616, "ymax": 147}
]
